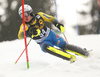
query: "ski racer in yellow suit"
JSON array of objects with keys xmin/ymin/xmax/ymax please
[{"xmin": 18, "ymin": 4, "xmax": 89, "ymax": 63}]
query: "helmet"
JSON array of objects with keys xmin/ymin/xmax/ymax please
[{"xmin": 18, "ymin": 4, "xmax": 33, "ymax": 18}]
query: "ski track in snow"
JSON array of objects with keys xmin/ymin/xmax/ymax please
[{"xmin": 0, "ymin": 35, "xmax": 100, "ymax": 77}]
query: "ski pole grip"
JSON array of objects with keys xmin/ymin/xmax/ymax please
[{"xmin": 31, "ymin": 35, "xmax": 34, "ymax": 38}]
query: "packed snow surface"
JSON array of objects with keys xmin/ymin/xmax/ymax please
[{"xmin": 0, "ymin": 35, "xmax": 100, "ymax": 77}]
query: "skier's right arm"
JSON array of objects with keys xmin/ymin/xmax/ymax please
[{"xmin": 18, "ymin": 24, "xmax": 29, "ymax": 39}]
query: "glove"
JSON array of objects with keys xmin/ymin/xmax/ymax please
[
  {"xmin": 55, "ymin": 23, "xmax": 65, "ymax": 33},
  {"xmin": 28, "ymin": 27, "xmax": 40, "ymax": 37}
]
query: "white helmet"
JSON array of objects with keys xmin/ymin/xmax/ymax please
[{"xmin": 18, "ymin": 4, "xmax": 33, "ymax": 18}]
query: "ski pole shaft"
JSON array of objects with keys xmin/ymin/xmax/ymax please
[
  {"xmin": 15, "ymin": 48, "xmax": 25, "ymax": 64},
  {"xmin": 63, "ymin": 33, "xmax": 69, "ymax": 43},
  {"xmin": 15, "ymin": 35, "xmax": 34, "ymax": 64}
]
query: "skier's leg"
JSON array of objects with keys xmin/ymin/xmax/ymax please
[
  {"xmin": 63, "ymin": 44, "xmax": 89, "ymax": 58},
  {"xmin": 40, "ymin": 42, "xmax": 76, "ymax": 63},
  {"xmin": 51, "ymin": 31, "xmax": 67, "ymax": 49},
  {"xmin": 45, "ymin": 30, "xmax": 89, "ymax": 58},
  {"xmin": 50, "ymin": 31, "xmax": 89, "ymax": 58}
]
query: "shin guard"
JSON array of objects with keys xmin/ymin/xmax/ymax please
[{"xmin": 64, "ymin": 44, "xmax": 89, "ymax": 58}]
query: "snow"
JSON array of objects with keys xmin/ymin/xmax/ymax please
[
  {"xmin": 11, "ymin": 1, "xmax": 18, "ymax": 10},
  {"xmin": 0, "ymin": 35, "xmax": 100, "ymax": 77}
]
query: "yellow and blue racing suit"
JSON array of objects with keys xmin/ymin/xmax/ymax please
[
  {"xmin": 18, "ymin": 12, "xmax": 89, "ymax": 62},
  {"xmin": 18, "ymin": 12, "xmax": 75, "ymax": 62},
  {"xmin": 18, "ymin": 12, "xmax": 66, "ymax": 50}
]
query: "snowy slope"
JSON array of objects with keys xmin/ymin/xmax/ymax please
[
  {"xmin": 0, "ymin": 35, "xmax": 100, "ymax": 77},
  {"xmin": 0, "ymin": 0, "xmax": 99, "ymax": 77}
]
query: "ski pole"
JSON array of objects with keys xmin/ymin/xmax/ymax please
[
  {"xmin": 54, "ymin": 0, "xmax": 69, "ymax": 43},
  {"xmin": 15, "ymin": 35, "xmax": 34, "ymax": 64},
  {"xmin": 63, "ymin": 33, "xmax": 69, "ymax": 43}
]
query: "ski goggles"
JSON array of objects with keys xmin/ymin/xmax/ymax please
[{"xmin": 20, "ymin": 12, "xmax": 30, "ymax": 18}]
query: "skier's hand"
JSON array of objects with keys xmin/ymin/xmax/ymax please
[
  {"xmin": 55, "ymin": 23, "xmax": 65, "ymax": 33},
  {"xmin": 29, "ymin": 27, "xmax": 40, "ymax": 37}
]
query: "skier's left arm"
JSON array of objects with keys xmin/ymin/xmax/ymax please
[
  {"xmin": 18, "ymin": 24, "xmax": 29, "ymax": 39},
  {"xmin": 38, "ymin": 12, "xmax": 65, "ymax": 33}
]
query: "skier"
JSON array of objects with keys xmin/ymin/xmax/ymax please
[{"xmin": 18, "ymin": 4, "xmax": 89, "ymax": 63}]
